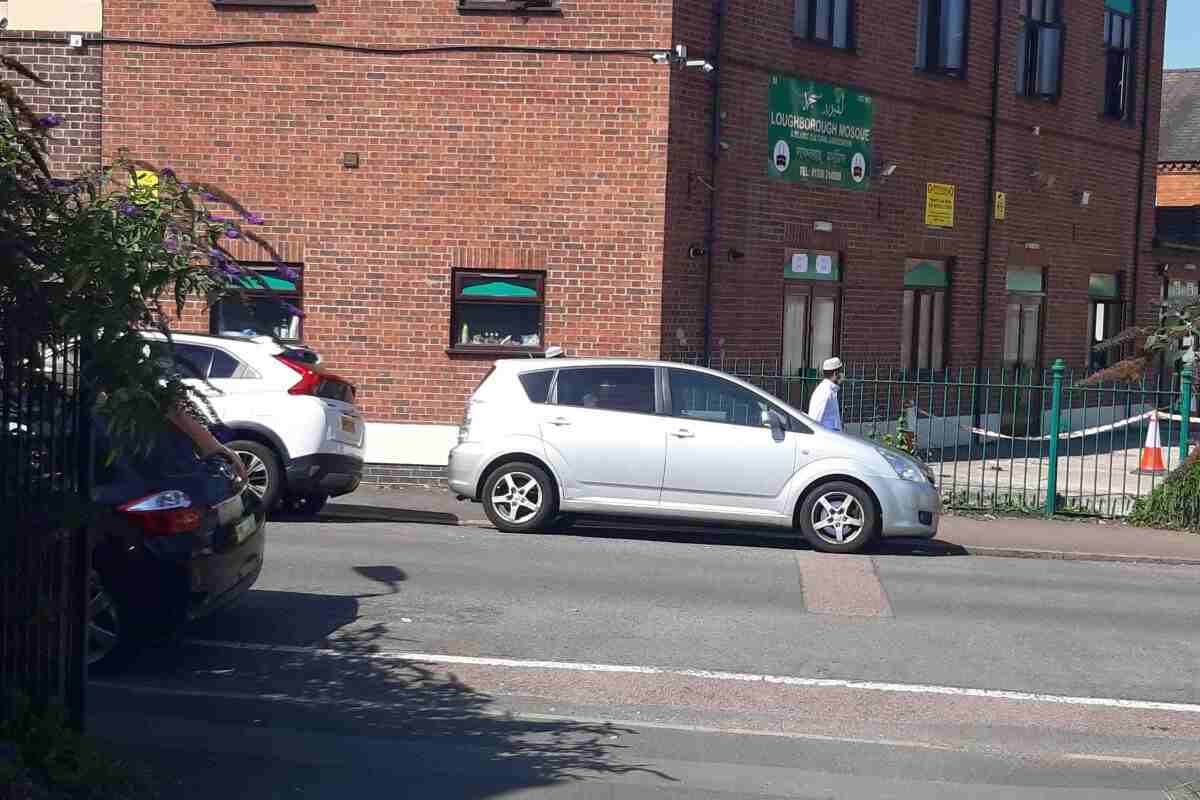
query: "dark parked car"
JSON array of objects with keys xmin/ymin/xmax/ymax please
[{"xmin": 88, "ymin": 418, "xmax": 266, "ymax": 671}]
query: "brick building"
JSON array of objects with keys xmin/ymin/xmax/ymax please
[
  {"xmin": 101, "ymin": 0, "xmax": 1165, "ymax": 480},
  {"xmin": 1157, "ymin": 68, "xmax": 1200, "ymax": 334},
  {"xmin": 0, "ymin": 0, "xmax": 102, "ymax": 176}
]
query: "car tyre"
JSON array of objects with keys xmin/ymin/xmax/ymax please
[
  {"xmin": 482, "ymin": 462, "xmax": 558, "ymax": 534},
  {"xmin": 798, "ymin": 481, "xmax": 879, "ymax": 554},
  {"xmin": 229, "ymin": 440, "xmax": 282, "ymax": 511},
  {"xmin": 87, "ymin": 567, "xmax": 143, "ymax": 675}
]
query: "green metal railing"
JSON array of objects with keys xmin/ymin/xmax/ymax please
[{"xmin": 676, "ymin": 354, "xmax": 1196, "ymax": 519}]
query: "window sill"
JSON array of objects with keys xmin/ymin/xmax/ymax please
[
  {"xmin": 446, "ymin": 345, "xmax": 549, "ymax": 357},
  {"xmin": 212, "ymin": 0, "xmax": 317, "ymax": 8},
  {"xmin": 914, "ymin": 67, "xmax": 967, "ymax": 81},
  {"xmin": 1098, "ymin": 111, "xmax": 1134, "ymax": 126}
]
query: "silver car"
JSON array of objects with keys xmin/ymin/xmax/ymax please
[{"xmin": 448, "ymin": 359, "xmax": 940, "ymax": 554}]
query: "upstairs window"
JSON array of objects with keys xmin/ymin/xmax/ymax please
[
  {"xmin": 1017, "ymin": 0, "xmax": 1063, "ymax": 99},
  {"xmin": 1103, "ymin": 0, "xmax": 1134, "ymax": 119},
  {"xmin": 916, "ymin": 0, "xmax": 968, "ymax": 76},
  {"xmin": 794, "ymin": 0, "xmax": 854, "ymax": 50}
]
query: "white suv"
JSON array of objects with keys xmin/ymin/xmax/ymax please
[{"xmin": 142, "ymin": 332, "xmax": 366, "ymax": 515}]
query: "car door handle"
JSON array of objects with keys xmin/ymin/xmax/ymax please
[
  {"xmin": 671, "ymin": 428, "xmax": 695, "ymax": 439},
  {"xmin": 547, "ymin": 417, "xmax": 572, "ymax": 426}
]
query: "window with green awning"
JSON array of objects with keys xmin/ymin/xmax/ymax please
[{"xmin": 211, "ymin": 262, "xmax": 304, "ymax": 342}]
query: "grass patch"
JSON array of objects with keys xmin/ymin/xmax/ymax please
[
  {"xmin": 1127, "ymin": 458, "xmax": 1200, "ymax": 531},
  {"xmin": 1, "ymin": 694, "xmax": 157, "ymax": 800}
]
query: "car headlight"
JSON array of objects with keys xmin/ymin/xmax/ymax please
[{"xmin": 876, "ymin": 447, "xmax": 924, "ymax": 483}]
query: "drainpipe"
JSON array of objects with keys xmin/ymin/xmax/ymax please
[
  {"xmin": 975, "ymin": 0, "xmax": 1003, "ymax": 375},
  {"xmin": 1129, "ymin": 0, "xmax": 1156, "ymax": 348},
  {"xmin": 701, "ymin": 0, "xmax": 726, "ymax": 366}
]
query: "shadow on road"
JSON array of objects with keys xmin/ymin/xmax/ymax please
[
  {"xmin": 272, "ymin": 502, "xmax": 460, "ymax": 526},
  {"xmin": 99, "ymin": 593, "xmax": 677, "ymax": 798},
  {"xmin": 542, "ymin": 518, "xmax": 969, "ymax": 558}
]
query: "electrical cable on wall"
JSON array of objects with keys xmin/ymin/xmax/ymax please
[{"xmin": 0, "ymin": 33, "xmax": 670, "ymax": 61}]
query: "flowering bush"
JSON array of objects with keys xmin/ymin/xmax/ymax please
[{"xmin": 0, "ymin": 56, "xmax": 287, "ymax": 453}]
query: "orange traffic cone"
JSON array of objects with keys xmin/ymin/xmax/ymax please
[{"xmin": 1133, "ymin": 414, "xmax": 1168, "ymax": 475}]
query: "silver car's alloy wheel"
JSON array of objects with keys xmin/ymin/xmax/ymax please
[
  {"xmin": 236, "ymin": 449, "xmax": 270, "ymax": 501},
  {"xmin": 490, "ymin": 472, "xmax": 542, "ymax": 524},
  {"xmin": 87, "ymin": 569, "xmax": 120, "ymax": 666},
  {"xmin": 810, "ymin": 492, "xmax": 867, "ymax": 546}
]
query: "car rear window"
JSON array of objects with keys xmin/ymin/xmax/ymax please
[
  {"xmin": 315, "ymin": 376, "xmax": 355, "ymax": 404},
  {"xmin": 518, "ymin": 370, "xmax": 554, "ymax": 404}
]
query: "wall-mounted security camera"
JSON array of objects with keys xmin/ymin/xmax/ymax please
[{"xmin": 688, "ymin": 245, "xmax": 707, "ymax": 260}]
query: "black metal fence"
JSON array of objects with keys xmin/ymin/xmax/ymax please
[{"xmin": 1, "ymin": 316, "xmax": 88, "ymax": 721}]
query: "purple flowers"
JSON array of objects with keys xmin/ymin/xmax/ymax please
[
  {"xmin": 200, "ymin": 191, "xmax": 219, "ymax": 202},
  {"xmin": 241, "ymin": 211, "xmax": 265, "ymax": 225},
  {"xmin": 164, "ymin": 237, "xmax": 180, "ymax": 254},
  {"xmin": 208, "ymin": 247, "xmax": 226, "ymax": 263},
  {"xmin": 206, "ymin": 213, "xmax": 230, "ymax": 223},
  {"xmin": 282, "ymin": 302, "xmax": 305, "ymax": 319},
  {"xmin": 220, "ymin": 262, "xmax": 242, "ymax": 278},
  {"xmin": 35, "ymin": 114, "xmax": 63, "ymax": 129},
  {"xmin": 119, "ymin": 201, "xmax": 139, "ymax": 218},
  {"xmin": 276, "ymin": 266, "xmax": 299, "ymax": 283},
  {"xmin": 160, "ymin": 167, "xmax": 176, "ymax": 180},
  {"xmin": 224, "ymin": 227, "xmax": 241, "ymax": 240},
  {"xmin": 48, "ymin": 178, "xmax": 73, "ymax": 191}
]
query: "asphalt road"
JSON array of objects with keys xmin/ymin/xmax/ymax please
[{"xmin": 90, "ymin": 505, "xmax": 1200, "ymax": 799}]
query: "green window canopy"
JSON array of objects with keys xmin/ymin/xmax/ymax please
[
  {"xmin": 1006, "ymin": 268, "xmax": 1045, "ymax": 294},
  {"xmin": 904, "ymin": 259, "xmax": 948, "ymax": 289},
  {"xmin": 237, "ymin": 274, "xmax": 297, "ymax": 292},
  {"xmin": 1088, "ymin": 273, "xmax": 1120, "ymax": 300},
  {"xmin": 1105, "ymin": 0, "xmax": 1133, "ymax": 14},
  {"xmin": 462, "ymin": 280, "xmax": 538, "ymax": 298}
]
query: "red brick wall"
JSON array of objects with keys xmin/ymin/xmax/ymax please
[
  {"xmin": 1, "ymin": 32, "xmax": 102, "ymax": 176},
  {"xmin": 103, "ymin": 1, "xmax": 674, "ymax": 425},
  {"xmin": 662, "ymin": 0, "xmax": 1163, "ymax": 373},
  {"xmin": 1158, "ymin": 165, "xmax": 1200, "ymax": 207}
]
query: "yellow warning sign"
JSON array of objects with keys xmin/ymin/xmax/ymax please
[{"xmin": 925, "ymin": 182, "xmax": 956, "ymax": 228}]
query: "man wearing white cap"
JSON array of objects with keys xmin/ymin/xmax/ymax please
[{"xmin": 807, "ymin": 356, "xmax": 844, "ymax": 431}]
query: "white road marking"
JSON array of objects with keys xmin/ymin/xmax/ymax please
[
  {"xmin": 1061, "ymin": 754, "xmax": 1162, "ymax": 766},
  {"xmin": 184, "ymin": 638, "xmax": 1200, "ymax": 715}
]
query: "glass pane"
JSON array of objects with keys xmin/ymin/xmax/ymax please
[
  {"xmin": 931, "ymin": 291, "xmax": 945, "ymax": 370},
  {"xmin": 557, "ymin": 368, "xmax": 655, "ymax": 414},
  {"xmin": 904, "ymin": 258, "xmax": 948, "ymax": 288},
  {"xmin": 1042, "ymin": 0, "xmax": 1056, "ymax": 22},
  {"xmin": 215, "ymin": 295, "xmax": 302, "ymax": 341},
  {"xmin": 173, "ymin": 344, "xmax": 213, "ymax": 379},
  {"xmin": 455, "ymin": 302, "xmax": 541, "ymax": 347},
  {"xmin": 942, "ymin": 0, "xmax": 965, "ymax": 70},
  {"xmin": 1089, "ymin": 273, "xmax": 1120, "ymax": 299},
  {"xmin": 1006, "ymin": 268, "xmax": 1044, "ymax": 293},
  {"xmin": 1104, "ymin": 13, "xmax": 1111, "ymax": 46},
  {"xmin": 1093, "ymin": 303, "xmax": 1106, "ymax": 343},
  {"xmin": 1016, "ymin": 25, "xmax": 1030, "ymax": 95},
  {"xmin": 783, "ymin": 292, "xmax": 808, "ymax": 376},
  {"xmin": 209, "ymin": 349, "xmax": 241, "ymax": 379},
  {"xmin": 1030, "ymin": 0, "xmax": 1044, "ymax": 20},
  {"xmin": 1021, "ymin": 304, "xmax": 1040, "ymax": 367},
  {"xmin": 669, "ymin": 370, "xmax": 771, "ymax": 428},
  {"xmin": 901, "ymin": 290, "xmax": 915, "ymax": 369},
  {"xmin": 917, "ymin": 293, "xmax": 932, "ymax": 370},
  {"xmin": 1105, "ymin": 50, "xmax": 1128, "ymax": 116},
  {"xmin": 793, "ymin": 0, "xmax": 810, "ymax": 36},
  {"xmin": 1003, "ymin": 304, "xmax": 1022, "ymax": 364},
  {"xmin": 1036, "ymin": 25, "xmax": 1061, "ymax": 96},
  {"xmin": 459, "ymin": 273, "xmax": 540, "ymax": 299},
  {"xmin": 832, "ymin": 0, "xmax": 850, "ymax": 48},
  {"xmin": 519, "ymin": 371, "xmax": 554, "ymax": 404},
  {"xmin": 815, "ymin": 0, "xmax": 831, "ymax": 40},
  {"xmin": 916, "ymin": 0, "xmax": 928, "ymax": 67},
  {"xmin": 1123, "ymin": 18, "xmax": 1132, "ymax": 49},
  {"xmin": 810, "ymin": 295, "xmax": 836, "ymax": 371}
]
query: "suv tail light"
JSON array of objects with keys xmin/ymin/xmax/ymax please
[
  {"xmin": 118, "ymin": 491, "xmax": 202, "ymax": 536},
  {"xmin": 274, "ymin": 355, "xmax": 356, "ymax": 403}
]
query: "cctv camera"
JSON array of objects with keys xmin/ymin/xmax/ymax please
[{"xmin": 688, "ymin": 246, "xmax": 707, "ymax": 259}]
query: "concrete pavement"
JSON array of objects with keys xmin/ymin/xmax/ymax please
[{"xmin": 88, "ymin": 508, "xmax": 1200, "ymax": 798}]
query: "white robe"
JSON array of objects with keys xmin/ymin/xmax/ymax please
[{"xmin": 807, "ymin": 379, "xmax": 843, "ymax": 431}]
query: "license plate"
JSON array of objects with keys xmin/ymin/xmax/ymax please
[
  {"xmin": 233, "ymin": 515, "xmax": 258, "ymax": 543},
  {"xmin": 215, "ymin": 494, "xmax": 245, "ymax": 526},
  {"xmin": 340, "ymin": 415, "xmax": 357, "ymax": 434}
]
